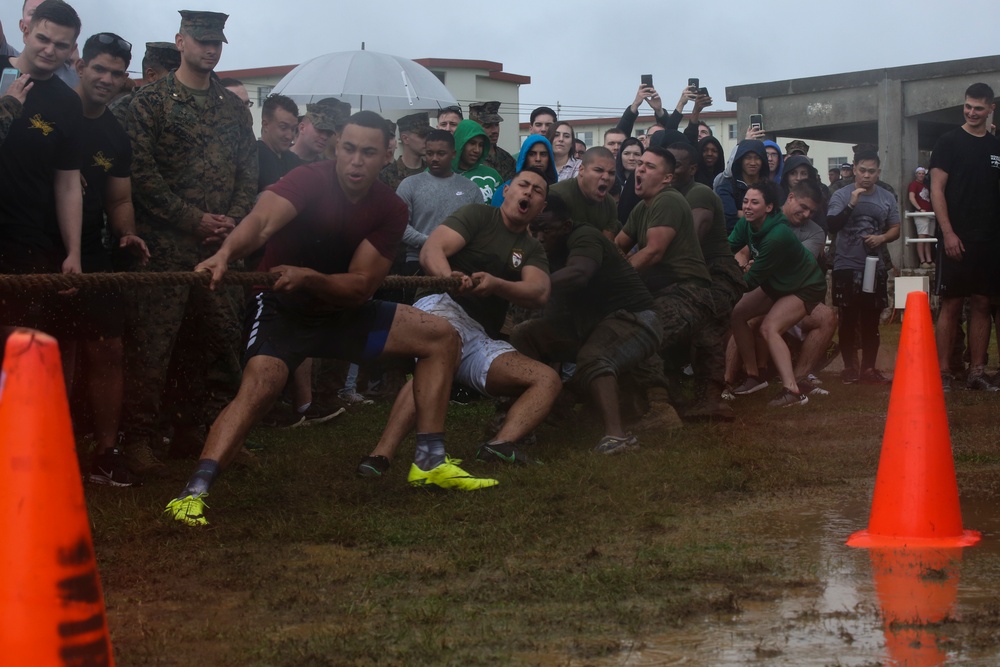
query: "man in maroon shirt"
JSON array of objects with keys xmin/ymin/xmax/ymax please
[{"xmin": 165, "ymin": 111, "xmax": 497, "ymax": 526}]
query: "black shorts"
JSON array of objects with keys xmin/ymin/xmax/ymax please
[
  {"xmin": 935, "ymin": 240, "xmax": 999, "ymax": 299},
  {"xmin": 832, "ymin": 268, "xmax": 887, "ymax": 310},
  {"xmin": 243, "ymin": 292, "xmax": 397, "ymax": 371},
  {"xmin": 761, "ymin": 283, "xmax": 826, "ymax": 315}
]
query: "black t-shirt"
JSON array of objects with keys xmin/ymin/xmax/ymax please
[
  {"xmin": 79, "ymin": 110, "xmax": 132, "ymax": 260},
  {"xmin": 0, "ymin": 56, "xmax": 83, "ymax": 265},
  {"xmin": 257, "ymin": 139, "xmax": 303, "ymax": 192},
  {"xmin": 929, "ymin": 127, "xmax": 1000, "ymax": 242}
]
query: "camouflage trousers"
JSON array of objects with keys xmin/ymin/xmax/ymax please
[
  {"xmin": 121, "ymin": 280, "xmax": 244, "ymax": 438},
  {"xmin": 626, "ymin": 280, "xmax": 714, "ymax": 395},
  {"xmin": 510, "ymin": 308, "xmax": 661, "ymax": 390},
  {"xmin": 691, "ymin": 259, "xmax": 745, "ymax": 388}
]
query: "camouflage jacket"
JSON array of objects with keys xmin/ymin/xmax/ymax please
[
  {"xmin": 0, "ymin": 95, "xmax": 22, "ymax": 148},
  {"xmin": 124, "ymin": 72, "xmax": 257, "ymax": 250},
  {"xmin": 484, "ymin": 144, "xmax": 516, "ymax": 182},
  {"xmin": 378, "ymin": 155, "xmax": 425, "ymax": 191},
  {"xmin": 108, "ymin": 89, "xmax": 134, "ymax": 129}
]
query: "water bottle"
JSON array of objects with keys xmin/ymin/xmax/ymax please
[{"xmin": 862, "ymin": 256, "xmax": 878, "ymax": 293}]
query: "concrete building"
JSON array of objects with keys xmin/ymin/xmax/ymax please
[
  {"xmin": 217, "ymin": 58, "xmax": 529, "ymax": 157},
  {"xmin": 726, "ymin": 55, "xmax": 1000, "ymax": 268}
]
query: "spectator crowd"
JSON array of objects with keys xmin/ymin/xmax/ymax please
[{"xmin": 1, "ymin": 2, "xmax": 998, "ymax": 527}]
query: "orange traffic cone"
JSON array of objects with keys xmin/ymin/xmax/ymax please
[
  {"xmin": 0, "ymin": 329, "xmax": 115, "ymax": 666},
  {"xmin": 847, "ymin": 291, "xmax": 980, "ymax": 548}
]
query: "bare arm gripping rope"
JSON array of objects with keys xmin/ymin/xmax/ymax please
[{"xmin": 0, "ymin": 272, "xmax": 467, "ymax": 292}]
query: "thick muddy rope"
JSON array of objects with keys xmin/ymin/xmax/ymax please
[{"xmin": 0, "ymin": 271, "xmax": 467, "ymax": 292}]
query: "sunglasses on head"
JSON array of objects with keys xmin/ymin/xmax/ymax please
[{"xmin": 96, "ymin": 33, "xmax": 131, "ymax": 55}]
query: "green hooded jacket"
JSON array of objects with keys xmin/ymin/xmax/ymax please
[
  {"xmin": 452, "ymin": 119, "xmax": 502, "ymax": 203},
  {"xmin": 728, "ymin": 210, "xmax": 826, "ymax": 297}
]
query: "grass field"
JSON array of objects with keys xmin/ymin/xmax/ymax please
[{"xmin": 85, "ymin": 322, "xmax": 1000, "ymax": 666}]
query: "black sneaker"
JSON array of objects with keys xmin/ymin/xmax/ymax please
[
  {"xmin": 767, "ymin": 388, "xmax": 809, "ymax": 408},
  {"xmin": 475, "ymin": 441, "xmax": 539, "ymax": 466},
  {"xmin": 88, "ymin": 448, "xmax": 143, "ymax": 487},
  {"xmin": 356, "ymin": 455, "xmax": 391, "ymax": 478}
]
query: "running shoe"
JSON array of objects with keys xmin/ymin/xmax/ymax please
[
  {"xmin": 356, "ymin": 455, "xmax": 391, "ymax": 478},
  {"xmin": 407, "ymin": 457, "xmax": 498, "ymax": 491},
  {"xmin": 475, "ymin": 441, "xmax": 539, "ymax": 466},
  {"xmin": 338, "ymin": 390, "xmax": 374, "ymax": 406},
  {"xmin": 796, "ymin": 378, "xmax": 830, "ymax": 396},
  {"xmin": 593, "ymin": 433, "xmax": 640, "ymax": 455},
  {"xmin": 966, "ymin": 371, "xmax": 1000, "ymax": 392},
  {"xmin": 768, "ymin": 388, "xmax": 809, "ymax": 408},
  {"xmin": 88, "ymin": 448, "xmax": 143, "ymax": 487},
  {"xmin": 860, "ymin": 368, "xmax": 892, "ymax": 385},
  {"xmin": 732, "ymin": 375, "xmax": 768, "ymax": 395},
  {"xmin": 165, "ymin": 494, "xmax": 209, "ymax": 526}
]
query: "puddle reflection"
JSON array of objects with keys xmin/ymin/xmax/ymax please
[{"xmin": 523, "ymin": 498, "xmax": 1000, "ymax": 666}]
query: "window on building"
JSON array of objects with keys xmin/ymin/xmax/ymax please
[
  {"xmin": 829, "ymin": 157, "xmax": 848, "ymax": 172},
  {"xmin": 728, "ymin": 123, "xmax": 737, "ymax": 140},
  {"xmin": 257, "ymin": 85, "xmax": 273, "ymax": 107},
  {"xmin": 577, "ymin": 131, "xmax": 593, "ymax": 147}
]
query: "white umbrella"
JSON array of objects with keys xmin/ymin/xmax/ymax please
[{"xmin": 271, "ymin": 49, "xmax": 459, "ymax": 112}]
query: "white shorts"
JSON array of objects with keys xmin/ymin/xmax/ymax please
[
  {"xmin": 914, "ymin": 216, "xmax": 936, "ymax": 236},
  {"xmin": 413, "ymin": 292, "xmax": 515, "ymax": 396}
]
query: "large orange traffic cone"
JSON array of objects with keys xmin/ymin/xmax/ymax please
[
  {"xmin": 847, "ymin": 291, "xmax": 980, "ymax": 548},
  {"xmin": 0, "ymin": 329, "xmax": 115, "ymax": 666}
]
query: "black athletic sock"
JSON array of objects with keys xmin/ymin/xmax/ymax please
[
  {"xmin": 179, "ymin": 459, "xmax": 220, "ymax": 498},
  {"xmin": 414, "ymin": 432, "xmax": 445, "ymax": 471}
]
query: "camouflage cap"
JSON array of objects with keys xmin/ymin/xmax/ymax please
[
  {"xmin": 785, "ymin": 139, "xmax": 810, "ymax": 156},
  {"xmin": 314, "ymin": 97, "xmax": 351, "ymax": 130},
  {"xmin": 178, "ymin": 10, "xmax": 229, "ymax": 43},
  {"xmin": 144, "ymin": 41, "xmax": 181, "ymax": 70},
  {"xmin": 469, "ymin": 101, "xmax": 503, "ymax": 124},
  {"xmin": 397, "ymin": 112, "xmax": 431, "ymax": 136},
  {"xmin": 305, "ymin": 98, "xmax": 350, "ymax": 132}
]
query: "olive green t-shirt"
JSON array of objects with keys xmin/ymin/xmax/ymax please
[
  {"xmin": 676, "ymin": 180, "xmax": 731, "ymax": 263},
  {"xmin": 550, "ymin": 178, "xmax": 621, "ymax": 235},
  {"xmin": 622, "ymin": 188, "xmax": 710, "ymax": 291},
  {"xmin": 421, "ymin": 204, "xmax": 548, "ymax": 337}
]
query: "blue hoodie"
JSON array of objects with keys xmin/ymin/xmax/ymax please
[
  {"xmin": 713, "ymin": 140, "xmax": 770, "ymax": 232},
  {"xmin": 763, "ymin": 140, "xmax": 784, "ymax": 184},
  {"xmin": 491, "ymin": 135, "xmax": 557, "ymax": 206}
]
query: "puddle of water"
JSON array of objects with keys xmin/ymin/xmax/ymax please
[{"xmin": 526, "ymin": 496, "xmax": 1000, "ymax": 666}]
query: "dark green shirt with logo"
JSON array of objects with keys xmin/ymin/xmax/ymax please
[{"xmin": 421, "ymin": 204, "xmax": 549, "ymax": 337}]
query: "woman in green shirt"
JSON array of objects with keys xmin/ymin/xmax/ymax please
[{"xmin": 727, "ymin": 181, "xmax": 827, "ymax": 408}]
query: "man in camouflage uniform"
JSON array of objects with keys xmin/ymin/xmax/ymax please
[
  {"xmin": 120, "ymin": 10, "xmax": 257, "ymax": 474},
  {"xmin": 109, "ymin": 41, "xmax": 179, "ymax": 127},
  {"xmin": 290, "ymin": 98, "xmax": 347, "ymax": 163},
  {"xmin": 378, "ymin": 111, "xmax": 430, "ymax": 191},
  {"xmin": 470, "ymin": 100, "xmax": 515, "ymax": 182}
]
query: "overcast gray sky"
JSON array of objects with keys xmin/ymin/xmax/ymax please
[{"xmin": 6, "ymin": 0, "xmax": 999, "ymax": 120}]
